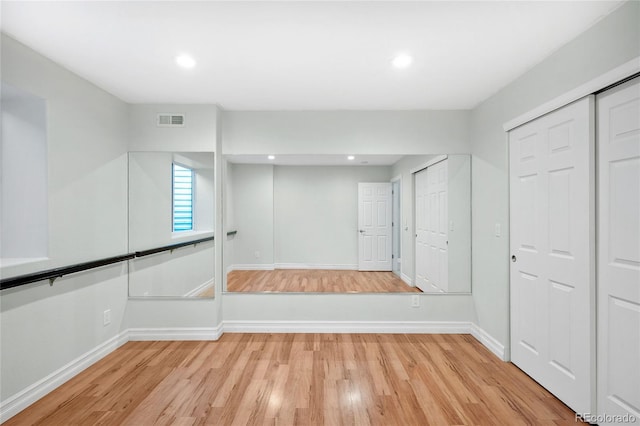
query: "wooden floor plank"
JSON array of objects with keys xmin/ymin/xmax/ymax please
[
  {"xmin": 5, "ymin": 334, "xmax": 584, "ymax": 425},
  {"xmin": 227, "ymin": 270, "xmax": 422, "ymax": 293}
]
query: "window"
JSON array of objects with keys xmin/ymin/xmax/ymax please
[{"xmin": 172, "ymin": 163, "xmax": 194, "ymax": 232}]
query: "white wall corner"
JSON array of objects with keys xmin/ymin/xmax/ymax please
[
  {"xmin": 470, "ymin": 323, "xmax": 508, "ymax": 361},
  {"xmin": 0, "ymin": 330, "xmax": 129, "ymax": 423},
  {"xmin": 127, "ymin": 324, "xmax": 224, "ymax": 341},
  {"xmin": 400, "ymin": 272, "xmax": 413, "ymax": 286}
]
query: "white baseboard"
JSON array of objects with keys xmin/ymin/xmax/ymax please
[
  {"xmin": 273, "ymin": 263, "xmax": 358, "ymax": 270},
  {"xmin": 0, "ymin": 330, "xmax": 128, "ymax": 423},
  {"xmin": 470, "ymin": 323, "xmax": 507, "ymax": 361},
  {"xmin": 401, "ymin": 272, "xmax": 413, "ymax": 286},
  {"xmin": 229, "ymin": 263, "xmax": 360, "ymax": 271},
  {"xmin": 128, "ymin": 324, "xmax": 224, "ymax": 341},
  {"xmin": 223, "ymin": 320, "xmax": 472, "ymax": 334},
  {"xmin": 183, "ymin": 278, "xmax": 214, "ymax": 297},
  {"xmin": 228, "ymin": 264, "xmax": 275, "ymax": 271}
]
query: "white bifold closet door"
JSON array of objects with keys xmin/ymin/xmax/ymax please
[
  {"xmin": 415, "ymin": 159, "xmax": 448, "ymax": 293},
  {"xmin": 509, "ymin": 96, "xmax": 595, "ymax": 415},
  {"xmin": 597, "ymin": 77, "xmax": 640, "ymax": 423}
]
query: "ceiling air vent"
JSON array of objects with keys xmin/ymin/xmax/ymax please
[{"xmin": 157, "ymin": 113, "xmax": 185, "ymax": 127}]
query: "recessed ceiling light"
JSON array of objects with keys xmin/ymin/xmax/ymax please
[
  {"xmin": 391, "ymin": 53, "xmax": 413, "ymax": 69},
  {"xmin": 268, "ymin": 155, "xmax": 275, "ymax": 160},
  {"xmin": 176, "ymin": 54, "xmax": 196, "ymax": 69},
  {"xmin": 347, "ymin": 155, "xmax": 355, "ymax": 160}
]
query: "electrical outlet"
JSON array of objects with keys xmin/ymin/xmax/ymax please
[
  {"xmin": 495, "ymin": 223, "xmax": 501, "ymax": 237},
  {"xmin": 103, "ymin": 309, "xmax": 111, "ymax": 326},
  {"xmin": 411, "ymin": 295, "xmax": 420, "ymax": 308},
  {"xmin": 254, "ymin": 250, "xmax": 261, "ymax": 259}
]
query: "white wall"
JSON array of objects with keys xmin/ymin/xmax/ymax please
[
  {"xmin": 228, "ymin": 164, "xmax": 274, "ymax": 267},
  {"xmin": 128, "ymin": 104, "xmax": 218, "ymax": 152},
  {"xmin": 223, "ymin": 110, "xmax": 471, "ymax": 154},
  {"xmin": 222, "ymin": 112, "xmax": 476, "ymax": 325},
  {"xmin": 447, "ymin": 156, "xmax": 472, "ymax": 293},
  {"xmin": 128, "ymin": 152, "xmax": 214, "ymax": 250},
  {"xmin": 274, "ymin": 166, "xmax": 391, "ymax": 266},
  {"xmin": 195, "ymin": 166, "xmax": 215, "ymax": 233},
  {"xmin": 223, "ymin": 293, "xmax": 477, "ymax": 323},
  {"xmin": 127, "ymin": 151, "xmax": 215, "ymax": 297},
  {"xmin": 223, "ymin": 160, "xmax": 236, "ymax": 277},
  {"xmin": 0, "ymin": 35, "xmax": 129, "ymax": 405},
  {"xmin": 1, "ymin": 83, "xmax": 48, "ymax": 263},
  {"xmin": 128, "ymin": 243, "xmax": 214, "ymax": 297},
  {"xmin": 470, "ymin": 1, "xmax": 640, "ymax": 348},
  {"xmin": 124, "ymin": 103, "xmax": 223, "ymax": 330}
]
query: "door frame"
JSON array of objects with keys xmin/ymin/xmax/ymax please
[{"xmin": 390, "ymin": 174, "xmax": 402, "ymax": 277}]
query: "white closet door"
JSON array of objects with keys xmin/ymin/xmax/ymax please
[
  {"xmin": 597, "ymin": 78, "xmax": 640, "ymax": 424},
  {"xmin": 509, "ymin": 96, "xmax": 595, "ymax": 415},
  {"xmin": 415, "ymin": 168, "xmax": 431, "ymax": 291},
  {"xmin": 426, "ymin": 160, "xmax": 448, "ymax": 292},
  {"xmin": 415, "ymin": 159, "xmax": 448, "ymax": 293}
]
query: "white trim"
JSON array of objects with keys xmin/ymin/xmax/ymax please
[
  {"xmin": 0, "ymin": 330, "xmax": 128, "ymax": 423},
  {"xmin": 128, "ymin": 325, "xmax": 223, "ymax": 341},
  {"xmin": 401, "ymin": 272, "xmax": 413, "ymax": 286},
  {"xmin": 183, "ymin": 278, "xmax": 214, "ymax": 297},
  {"xmin": 409, "ymin": 154, "xmax": 448, "ymax": 174},
  {"xmin": 470, "ymin": 323, "xmax": 508, "ymax": 361},
  {"xmin": 503, "ymin": 56, "xmax": 640, "ymax": 131},
  {"xmin": 273, "ymin": 263, "xmax": 358, "ymax": 270},
  {"xmin": 223, "ymin": 320, "xmax": 472, "ymax": 334},
  {"xmin": 228, "ymin": 264, "xmax": 275, "ymax": 271},
  {"xmin": 390, "ymin": 176, "xmax": 402, "ymax": 276}
]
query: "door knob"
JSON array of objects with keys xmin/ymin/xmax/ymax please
[
  {"xmin": 511, "ymin": 255, "xmax": 517, "ymax": 262},
  {"xmin": 359, "ymin": 230, "xmax": 365, "ymax": 234}
]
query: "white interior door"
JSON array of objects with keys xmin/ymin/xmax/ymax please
[
  {"xmin": 415, "ymin": 160, "xmax": 448, "ymax": 293},
  {"xmin": 358, "ymin": 182, "xmax": 392, "ymax": 271},
  {"xmin": 597, "ymin": 78, "xmax": 640, "ymax": 424},
  {"xmin": 509, "ymin": 96, "xmax": 595, "ymax": 415}
]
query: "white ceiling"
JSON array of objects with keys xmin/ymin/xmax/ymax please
[{"xmin": 1, "ymin": 1, "xmax": 625, "ymax": 110}]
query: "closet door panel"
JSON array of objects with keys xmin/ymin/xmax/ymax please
[
  {"xmin": 510, "ymin": 96, "xmax": 595, "ymax": 415},
  {"xmin": 597, "ymin": 77, "xmax": 640, "ymax": 423}
]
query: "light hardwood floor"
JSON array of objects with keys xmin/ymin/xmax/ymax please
[
  {"xmin": 6, "ymin": 334, "xmax": 582, "ymax": 425},
  {"xmin": 227, "ymin": 270, "xmax": 422, "ymax": 293}
]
